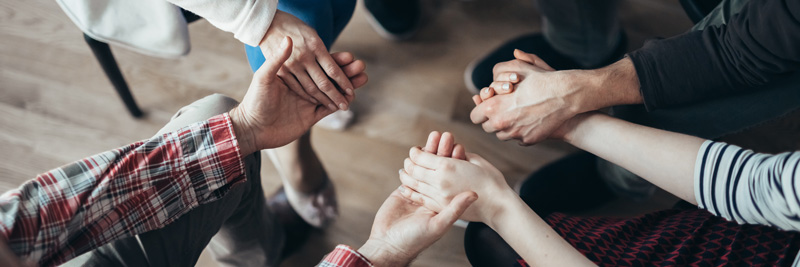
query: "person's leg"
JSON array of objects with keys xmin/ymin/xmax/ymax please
[
  {"xmin": 63, "ymin": 94, "xmax": 283, "ymax": 267},
  {"xmin": 243, "ymin": 0, "xmax": 357, "ymax": 228},
  {"xmin": 362, "ymin": 0, "xmax": 421, "ymax": 41},
  {"xmin": 465, "ymin": 0, "xmax": 625, "ymax": 92},
  {"xmin": 538, "ymin": 0, "xmax": 622, "ymax": 68}
]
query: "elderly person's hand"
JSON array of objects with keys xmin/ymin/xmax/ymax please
[
  {"xmin": 230, "ymin": 36, "xmax": 367, "ymax": 155},
  {"xmin": 358, "ymin": 187, "xmax": 477, "ymax": 266},
  {"xmin": 258, "ymin": 11, "xmax": 357, "ymax": 112}
]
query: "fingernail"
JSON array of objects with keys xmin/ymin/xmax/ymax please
[
  {"xmin": 398, "ymin": 168, "xmax": 404, "ymax": 174},
  {"xmin": 346, "ymin": 88, "xmax": 354, "ymax": 96},
  {"xmin": 327, "ymin": 104, "xmax": 337, "ymax": 110},
  {"xmin": 482, "ymin": 88, "xmax": 489, "ymax": 94},
  {"xmin": 339, "ymin": 103, "xmax": 348, "ymax": 111},
  {"xmin": 502, "ymin": 83, "xmax": 510, "ymax": 91},
  {"xmin": 510, "ymin": 73, "xmax": 518, "ymax": 81},
  {"xmin": 398, "ymin": 186, "xmax": 406, "ymax": 193}
]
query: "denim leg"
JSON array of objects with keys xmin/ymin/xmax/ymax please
[
  {"xmin": 244, "ymin": 0, "xmax": 357, "ymax": 72},
  {"xmin": 602, "ymin": 0, "xmax": 800, "ymax": 199},
  {"xmin": 538, "ymin": 0, "xmax": 621, "ymax": 67}
]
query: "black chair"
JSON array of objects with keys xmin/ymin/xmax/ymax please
[{"xmin": 84, "ymin": 9, "xmax": 202, "ymax": 118}]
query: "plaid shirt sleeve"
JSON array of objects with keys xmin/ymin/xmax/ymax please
[
  {"xmin": 0, "ymin": 113, "xmax": 247, "ymax": 266},
  {"xmin": 317, "ymin": 245, "xmax": 373, "ymax": 267}
]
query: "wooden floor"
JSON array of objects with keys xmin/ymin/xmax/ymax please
[{"xmin": 1, "ymin": 0, "xmax": 698, "ymax": 266}]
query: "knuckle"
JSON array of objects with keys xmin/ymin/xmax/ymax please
[
  {"xmin": 308, "ymin": 39, "xmax": 324, "ymax": 51},
  {"xmin": 317, "ymin": 80, "xmax": 335, "ymax": 91}
]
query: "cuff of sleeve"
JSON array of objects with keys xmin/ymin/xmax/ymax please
[
  {"xmin": 627, "ymin": 48, "xmax": 663, "ymax": 111},
  {"xmin": 234, "ymin": 0, "xmax": 279, "ymax": 47},
  {"xmin": 319, "ymin": 245, "xmax": 374, "ymax": 267},
  {"xmin": 693, "ymin": 140, "xmax": 716, "ymax": 210},
  {"xmin": 181, "ymin": 113, "xmax": 247, "ymax": 204}
]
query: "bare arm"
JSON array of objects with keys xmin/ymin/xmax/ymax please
[{"xmin": 559, "ymin": 112, "xmax": 705, "ymax": 204}]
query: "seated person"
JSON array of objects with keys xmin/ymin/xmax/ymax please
[
  {"xmin": 0, "ymin": 37, "xmax": 420, "ymax": 267},
  {"xmin": 398, "ymin": 52, "xmax": 800, "ymax": 264},
  {"xmin": 470, "ymin": 0, "xmax": 800, "ymax": 209}
]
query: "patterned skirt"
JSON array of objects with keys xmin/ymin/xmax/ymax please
[{"xmin": 529, "ymin": 209, "xmax": 800, "ymax": 266}]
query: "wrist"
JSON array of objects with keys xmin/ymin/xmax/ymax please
[
  {"xmin": 358, "ymin": 239, "xmax": 413, "ymax": 267},
  {"xmin": 572, "ymin": 57, "xmax": 642, "ymax": 112},
  {"xmin": 483, "ymin": 187, "xmax": 523, "ymax": 229},
  {"xmin": 228, "ymin": 107, "xmax": 259, "ymax": 156}
]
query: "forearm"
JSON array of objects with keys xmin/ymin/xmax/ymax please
[
  {"xmin": 488, "ymin": 194, "xmax": 595, "ymax": 266},
  {"xmin": 570, "ymin": 57, "xmax": 643, "ymax": 113},
  {"xmin": 165, "ymin": 0, "xmax": 278, "ymax": 46},
  {"xmin": 0, "ymin": 114, "xmax": 248, "ymax": 265},
  {"xmin": 564, "ymin": 113, "xmax": 703, "ymax": 203}
]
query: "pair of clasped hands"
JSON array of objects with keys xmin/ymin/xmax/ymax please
[{"xmin": 359, "ymin": 50, "xmax": 585, "ymax": 264}]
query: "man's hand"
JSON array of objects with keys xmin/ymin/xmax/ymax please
[
  {"xmin": 259, "ymin": 11, "xmax": 354, "ymax": 112},
  {"xmin": 358, "ymin": 189, "xmax": 477, "ymax": 266},
  {"xmin": 230, "ymin": 37, "xmax": 367, "ymax": 155},
  {"xmin": 470, "ymin": 50, "xmax": 642, "ymax": 145}
]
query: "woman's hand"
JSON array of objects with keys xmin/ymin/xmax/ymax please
[
  {"xmin": 259, "ymin": 11, "xmax": 355, "ymax": 111},
  {"xmin": 398, "ymin": 132, "xmax": 517, "ymax": 223},
  {"xmin": 359, "ymin": 189, "xmax": 477, "ymax": 266}
]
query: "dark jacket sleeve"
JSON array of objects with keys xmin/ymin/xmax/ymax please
[{"xmin": 627, "ymin": 0, "xmax": 800, "ymax": 110}]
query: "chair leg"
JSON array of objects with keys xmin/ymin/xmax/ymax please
[{"xmin": 83, "ymin": 34, "xmax": 144, "ymax": 118}]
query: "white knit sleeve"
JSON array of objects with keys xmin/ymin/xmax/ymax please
[
  {"xmin": 694, "ymin": 140, "xmax": 800, "ymax": 232},
  {"xmin": 165, "ymin": 0, "xmax": 278, "ymax": 46}
]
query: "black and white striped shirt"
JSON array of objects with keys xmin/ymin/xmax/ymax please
[{"xmin": 694, "ymin": 140, "xmax": 800, "ymax": 265}]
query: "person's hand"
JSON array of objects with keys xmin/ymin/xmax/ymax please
[
  {"xmin": 358, "ymin": 188, "xmax": 477, "ymax": 266},
  {"xmin": 259, "ymin": 11, "xmax": 355, "ymax": 112},
  {"xmin": 470, "ymin": 49, "xmax": 589, "ymax": 145},
  {"xmin": 230, "ymin": 36, "xmax": 367, "ymax": 155},
  {"xmin": 398, "ymin": 132, "xmax": 517, "ymax": 223}
]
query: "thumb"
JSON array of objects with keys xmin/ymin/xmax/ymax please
[
  {"xmin": 255, "ymin": 36, "xmax": 293, "ymax": 83},
  {"xmin": 514, "ymin": 49, "xmax": 555, "ymax": 71},
  {"xmin": 431, "ymin": 191, "xmax": 478, "ymax": 231}
]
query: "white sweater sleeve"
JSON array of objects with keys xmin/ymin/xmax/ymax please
[
  {"xmin": 694, "ymin": 140, "xmax": 800, "ymax": 232},
  {"xmin": 165, "ymin": 0, "xmax": 278, "ymax": 46}
]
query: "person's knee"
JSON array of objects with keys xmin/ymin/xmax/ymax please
[
  {"xmin": 201, "ymin": 93, "xmax": 239, "ymax": 114},
  {"xmin": 464, "ymin": 222, "xmax": 521, "ymax": 267}
]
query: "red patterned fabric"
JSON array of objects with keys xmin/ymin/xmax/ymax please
[
  {"xmin": 317, "ymin": 245, "xmax": 373, "ymax": 267},
  {"xmin": 0, "ymin": 114, "xmax": 246, "ymax": 266},
  {"xmin": 520, "ymin": 209, "xmax": 800, "ymax": 266}
]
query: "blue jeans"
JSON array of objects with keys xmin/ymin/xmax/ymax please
[{"xmin": 244, "ymin": 0, "xmax": 357, "ymax": 72}]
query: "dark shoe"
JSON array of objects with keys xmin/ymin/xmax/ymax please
[
  {"xmin": 517, "ymin": 152, "xmax": 616, "ymax": 217},
  {"xmin": 464, "ymin": 32, "xmax": 627, "ymax": 94},
  {"xmin": 363, "ymin": 0, "xmax": 422, "ymax": 41},
  {"xmin": 267, "ymin": 187, "xmax": 312, "ymax": 260}
]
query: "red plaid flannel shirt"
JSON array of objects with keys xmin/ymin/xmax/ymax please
[
  {"xmin": 317, "ymin": 245, "xmax": 373, "ymax": 267},
  {"xmin": 0, "ymin": 114, "xmax": 246, "ymax": 266}
]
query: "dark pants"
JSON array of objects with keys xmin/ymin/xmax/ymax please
[{"xmin": 465, "ymin": 0, "xmax": 800, "ymax": 265}]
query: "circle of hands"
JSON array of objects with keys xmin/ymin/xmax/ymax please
[{"xmin": 232, "ymin": 13, "xmax": 574, "ymax": 263}]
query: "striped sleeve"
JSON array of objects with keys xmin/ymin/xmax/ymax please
[
  {"xmin": 694, "ymin": 140, "xmax": 800, "ymax": 232},
  {"xmin": 317, "ymin": 245, "xmax": 373, "ymax": 267}
]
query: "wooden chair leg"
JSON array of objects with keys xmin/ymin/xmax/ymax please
[{"xmin": 83, "ymin": 34, "xmax": 144, "ymax": 118}]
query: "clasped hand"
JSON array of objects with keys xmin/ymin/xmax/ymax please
[
  {"xmin": 259, "ymin": 11, "xmax": 363, "ymax": 112},
  {"xmin": 470, "ymin": 49, "xmax": 587, "ymax": 145},
  {"xmin": 230, "ymin": 36, "xmax": 367, "ymax": 156}
]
